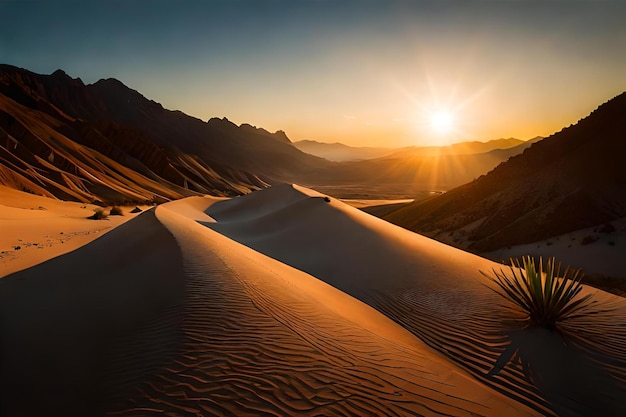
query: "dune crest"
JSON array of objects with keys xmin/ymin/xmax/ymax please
[{"xmin": 104, "ymin": 200, "xmax": 533, "ymax": 415}]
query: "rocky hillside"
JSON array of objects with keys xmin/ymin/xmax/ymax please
[{"xmin": 0, "ymin": 65, "xmax": 327, "ymax": 203}]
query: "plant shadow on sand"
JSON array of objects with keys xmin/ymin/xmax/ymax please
[
  {"xmin": 482, "ymin": 257, "xmax": 626, "ymax": 416},
  {"xmin": 490, "ymin": 323, "xmax": 625, "ymax": 416}
]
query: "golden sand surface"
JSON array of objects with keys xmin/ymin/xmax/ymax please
[{"xmin": 1, "ymin": 185, "xmax": 624, "ymax": 416}]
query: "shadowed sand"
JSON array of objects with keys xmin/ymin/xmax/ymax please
[
  {"xmin": 0, "ymin": 207, "xmax": 184, "ymax": 416},
  {"xmin": 2, "ymin": 184, "xmax": 624, "ymax": 416}
]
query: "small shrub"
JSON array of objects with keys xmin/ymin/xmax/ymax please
[
  {"xmin": 581, "ymin": 235, "xmax": 598, "ymax": 245},
  {"xmin": 598, "ymin": 223, "xmax": 616, "ymax": 234},
  {"xmin": 481, "ymin": 256, "xmax": 594, "ymax": 329},
  {"xmin": 109, "ymin": 206, "xmax": 123, "ymax": 216},
  {"xmin": 88, "ymin": 208, "xmax": 108, "ymax": 220}
]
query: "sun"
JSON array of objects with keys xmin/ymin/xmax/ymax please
[{"xmin": 430, "ymin": 111, "xmax": 454, "ymax": 135}]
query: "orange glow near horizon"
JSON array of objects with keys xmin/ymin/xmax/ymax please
[{"xmin": 178, "ymin": 77, "xmax": 609, "ymax": 149}]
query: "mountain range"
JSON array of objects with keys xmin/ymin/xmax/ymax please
[
  {"xmin": 294, "ymin": 137, "xmax": 540, "ymax": 162},
  {"xmin": 0, "ymin": 65, "xmax": 545, "ymax": 203},
  {"xmin": 293, "ymin": 140, "xmax": 395, "ymax": 161},
  {"xmin": 384, "ymin": 92, "xmax": 626, "ymax": 252}
]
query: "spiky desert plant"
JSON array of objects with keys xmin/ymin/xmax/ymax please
[{"xmin": 481, "ymin": 256, "xmax": 594, "ymax": 329}]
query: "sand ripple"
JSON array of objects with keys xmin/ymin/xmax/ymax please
[
  {"xmin": 201, "ymin": 184, "xmax": 626, "ymax": 416},
  {"xmin": 103, "ymin": 205, "xmax": 531, "ymax": 416}
]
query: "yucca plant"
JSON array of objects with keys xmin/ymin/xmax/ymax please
[{"xmin": 481, "ymin": 256, "xmax": 594, "ymax": 329}]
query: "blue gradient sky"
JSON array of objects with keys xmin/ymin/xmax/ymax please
[{"xmin": 2, "ymin": 0, "xmax": 625, "ymax": 146}]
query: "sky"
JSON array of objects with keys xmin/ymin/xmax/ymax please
[{"xmin": 1, "ymin": 0, "xmax": 625, "ymax": 147}]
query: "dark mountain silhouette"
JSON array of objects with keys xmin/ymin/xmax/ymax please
[{"xmin": 384, "ymin": 92, "xmax": 626, "ymax": 252}]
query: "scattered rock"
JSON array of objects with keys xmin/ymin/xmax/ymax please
[
  {"xmin": 581, "ymin": 235, "xmax": 598, "ymax": 245},
  {"xmin": 130, "ymin": 206, "xmax": 142, "ymax": 213},
  {"xmin": 599, "ymin": 223, "xmax": 616, "ymax": 234}
]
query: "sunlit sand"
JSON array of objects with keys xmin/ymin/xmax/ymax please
[
  {"xmin": 0, "ymin": 186, "xmax": 141, "ymax": 277},
  {"xmin": 1, "ymin": 185, "xmax": 624, "ymax": 416}
]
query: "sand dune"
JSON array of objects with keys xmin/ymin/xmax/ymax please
[
  {"xmin": 1, "ymin": 190, "xmax": 537, "ymax": 416},
  {"xmin": 0, "ymin": 206, "xmax": 184, "ymax": 416},
  {"xmin": 108, "ymin": 201, "xmax": 532, "ymax": 416},
  {"xmin": 2, "ymin": 184, "xmax": 625, "ymax": 416},
  {"xmin": 205, "ymin": 183, "xmax": 626, "ymax": 416}
]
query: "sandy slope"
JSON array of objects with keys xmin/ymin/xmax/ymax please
[
  {"xmin": 2, "ymin": 184, "xmax": 625, "ymax": 416},
  {"xmin": 111, "ymin": 199, "xmax": 533, "ymax": 416},
  {"xmin": 483, "ymin": 217, "xmax": 626, "ymax": 281},
  {"xmin": 1, "ymin": 194, "xmax": 536, "ymax": 416},
  {"xmin": 0, "ymin": 206, "xmax": 184, "ymax": 416},
  {"xmin": 0, "ymin": 186, "xmax": 141, "ymax": 277}
]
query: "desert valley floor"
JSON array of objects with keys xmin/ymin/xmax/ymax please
[{"xmin": 1, "ymin": 184, "xmax": 625, "ymax": 417}]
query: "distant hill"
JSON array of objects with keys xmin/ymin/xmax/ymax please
[
  {"xmin": 295, "ymin": 138, "xmax": 541, "ymax": 198},
  {"xmin": 294, "ymin": 137, "xmax": 537, "ymax": 162},
  {"xmin": 293, "ymin": 140, "xmax": 395, "ymax": 161},
  {"xmin": 384, "ymin": 92, "xmax": 626, "ymax": 252},
  {"xmin": 382, "ymin": 137, "xmax": 533, "ymax": 159},
  {"xmin": 303, "ymin": 136, "xmax": 542, "ymax": 196}
]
